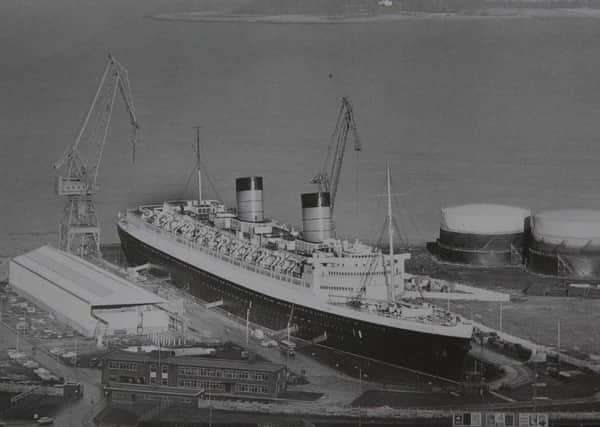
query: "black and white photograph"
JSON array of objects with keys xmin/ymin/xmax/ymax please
[{"xmin": 2, "ymin": 0, "xmax": 600, "ymax": 426}]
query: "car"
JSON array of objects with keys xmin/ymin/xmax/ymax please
[
  {"xmin": 260, "ymin": 339, "xmax": 277, "ymax": 348},
  {"xmin": 37, "ymin": 416, "xmax": 55, "ymax": 425}
]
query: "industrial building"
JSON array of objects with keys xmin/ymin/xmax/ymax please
[
  {"xmin": 8, "ymin": 245, "xmax": 176, "ymax": 339},
  {"xmin": 102, "ymin": 350, "xmax": 287, "ymax": 401},
  {"xmin": 527, "ymin": 209, "xmax": 600, "ymax": 279},
  {"xmin": 429, "ymin": 204, "xmax": 531, "ymax": 266}
]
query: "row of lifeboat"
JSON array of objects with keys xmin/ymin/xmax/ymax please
[{"xmin": 142, "ymin": 209, "xmax": 303, "ymax": 276}]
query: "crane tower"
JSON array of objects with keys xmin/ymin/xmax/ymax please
[
  {"xmin": 310, "ymin": 97, "xmax": 362, "ymax": 213},
  {"xmin": 54, "ymin": 54, "xmax": 139, "ymax": 258}
]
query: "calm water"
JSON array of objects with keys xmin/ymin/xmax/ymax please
[{"xmin": 2, "ymin": 0, "xmax": 600, "ymax": 257}]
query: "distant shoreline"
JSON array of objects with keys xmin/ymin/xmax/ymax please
[{"xmin": 151, "ymin": 8, "xmax": 600, "ymax": 24}]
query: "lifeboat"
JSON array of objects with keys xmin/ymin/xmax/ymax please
[
  {"xmin": 202, "ymin": 231, "xmax": 215, "ymax": 247},
  {"xmin": 217, "ymin": 237, "xmax": 230, "ymax": 252},
  {"xmin": 151, "ymin": 214, "xmax": 163, "ymax": 225},
  {"xmin": 196, "ymin": 229, "xmax": 210, "ymax": 240},
  {"xmin": 158, "ymin": 216, "xmax": 171, "ymax": 228},
  {"xmin": 225, "ymin": 241, "xmax": 237, "ymax": 255},
  {"xmin": 228, "ymin": 242, "xmax": 240, "ymax": 255},
  {"xmin": 256, "ymin": 250, "xmax": 270, "ymax": 265},
  {"xmin": 168, "ymin": 220, "xmax": 181, "ymax": 232},
  {"xmin": 174, "ymin": 222, "xmax": 187, "ymax": 234},
  {"xmin": 261, "ymin": 254, "xmax": 277, "ymax": 268},
  {"xmin": 242, "ymin": 247, "xmax": 253, "ymax": 260},
  {"xmin": 271, "ymin": 255, "xmax": 285, "ymax": 271},
  {"xmin": 280, "ymin": 259, "xmax": 295, "ymax": 274},
  {"xmin": 181, "ymin": 224, "xmax": 196, "ymax": 238},
  {"xmin": 244, "ymin": 248, "xmax": 257, "ymax": 263},
  {"xmin": 233, "ymin": 245, "xmax": 247, "ymax": 259},
  {"xmin": 209, "ymin": 236, "xmax": 220, "ymax": 249},
  {"xmin": 252, "ymin": 249, "xmax": 265, "ymax": 264},
  {"xmin": 273, "ymin": 258, "xmax": 286, "ymax": 272}
]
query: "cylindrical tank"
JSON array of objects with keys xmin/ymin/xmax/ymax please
[
  {"xmin": 301, "ymin": 192, "xmax": 334, "ymax": 243},
  {"xmin": 235, "ymin": 177, "xmax": 264, "ymax": 223},
  {"xmin": 430, "ymin": 204, "xmax": 531, "ymax": 266},
  {"xmin": 527, "ymin": 209, "xmax": 600, "ymax": 278}
]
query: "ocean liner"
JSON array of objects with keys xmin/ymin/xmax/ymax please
[{"xmin": 117, "ymin": 100, "xmax": 473, "ymax": 380}]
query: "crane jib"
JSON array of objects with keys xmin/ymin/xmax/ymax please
[
  {"xmin": 54, "ymin": 54, "xmax": 140, "ymax": 258},
  {"xmin": 312, "ymin": 97, "xmax": 362, "ymax": 212}
]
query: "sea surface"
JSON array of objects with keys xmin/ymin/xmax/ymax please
[{"xmin": 2, "ymin": 0, "xmax": 600, "ymax": 258}]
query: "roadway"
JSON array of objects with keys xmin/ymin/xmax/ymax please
[{"xmin": 469, "ymin": 342, "xmax": 536, "ymax": 391}]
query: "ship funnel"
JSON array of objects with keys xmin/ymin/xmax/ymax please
[
  {"xmin": 301, "ymin": 192, "xmax": 334, "ymax": 243},
  {"xmin": 235, "ymin": 176, "xmax": 264, "ymax": 222}
]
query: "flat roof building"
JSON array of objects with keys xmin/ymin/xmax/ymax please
[
  {"xmin": 102, "ymin": 350, "xmax": 287, "ymax": 401},
  {"xmin": 8, "ymin": 246, "xmax": 173, "ymax": 338}
]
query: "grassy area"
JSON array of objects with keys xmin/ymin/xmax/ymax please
[{"xmin": 450, "ymin": 297, "xmax": 600, "ymax": 355}]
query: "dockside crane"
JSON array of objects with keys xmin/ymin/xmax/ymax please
[
  {"xmin": 310, "ymin": 97, "xmax": 362, "ymax": 213},
  {"xmin": 54, "ymin": 54, "xmax": 139, "ymax": 258}
]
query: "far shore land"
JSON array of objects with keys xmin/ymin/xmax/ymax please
[{"xmin": 151, "ymin": 8, "xmax": 600, "ymax": 24}]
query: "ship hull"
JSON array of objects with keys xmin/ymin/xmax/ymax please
[{"xmin": 118, "ymin": 225, "xmax": 471, "ymax": 380}]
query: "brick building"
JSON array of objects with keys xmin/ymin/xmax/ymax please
[{"xmin": 102, "ymin": 350, "xmax": 287, "ymax": 400}]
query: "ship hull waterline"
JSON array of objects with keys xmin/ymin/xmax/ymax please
[{"xmin": 117, "ymin": 225, "xmax": 471, "ymax": 380}]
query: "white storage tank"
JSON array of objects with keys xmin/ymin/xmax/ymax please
[
  {"xmin": 430, "ymin": 203, "xmax": 531, "ymax": 266},
  {"xmin": 527, "ymin": 209, "xmax": 600, "ymax": 278}
]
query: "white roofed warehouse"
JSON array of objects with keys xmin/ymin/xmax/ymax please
[
  {"xmin": 428, "ymin": 204, "xmax": 531, "ymax": 267},
  {"xmin": 527, "ymin": 209, "xmax": 600, "ymax": 279},
  {"xmin": 8, "ymin": 246, "xmax": 174, "ymax": 339}
]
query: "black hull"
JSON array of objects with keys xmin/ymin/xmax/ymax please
[{"xmin": 118, "ymin": 226, "xmax": 471, "ymax": 380}]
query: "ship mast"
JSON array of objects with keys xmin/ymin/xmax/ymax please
[
  {"xmin": 193, "ymin": 125, "xmax": 203, "ymax": 203},
  {"xmin": 385, "ymin": 162, "xmax": 396, "ymax": 302}
]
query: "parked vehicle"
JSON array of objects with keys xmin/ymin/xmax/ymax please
[{"xmin": 279, "ymin": 339, "xmax": 296, "ymax": 357}]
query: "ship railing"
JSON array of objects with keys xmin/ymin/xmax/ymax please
[
  {"xmin": 132, "ymin": 213, "xmax": 312, "ymax": 290},
  {"xmin": 326, "ymin": 294, "xmax": 459, "ymax": 326}
]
